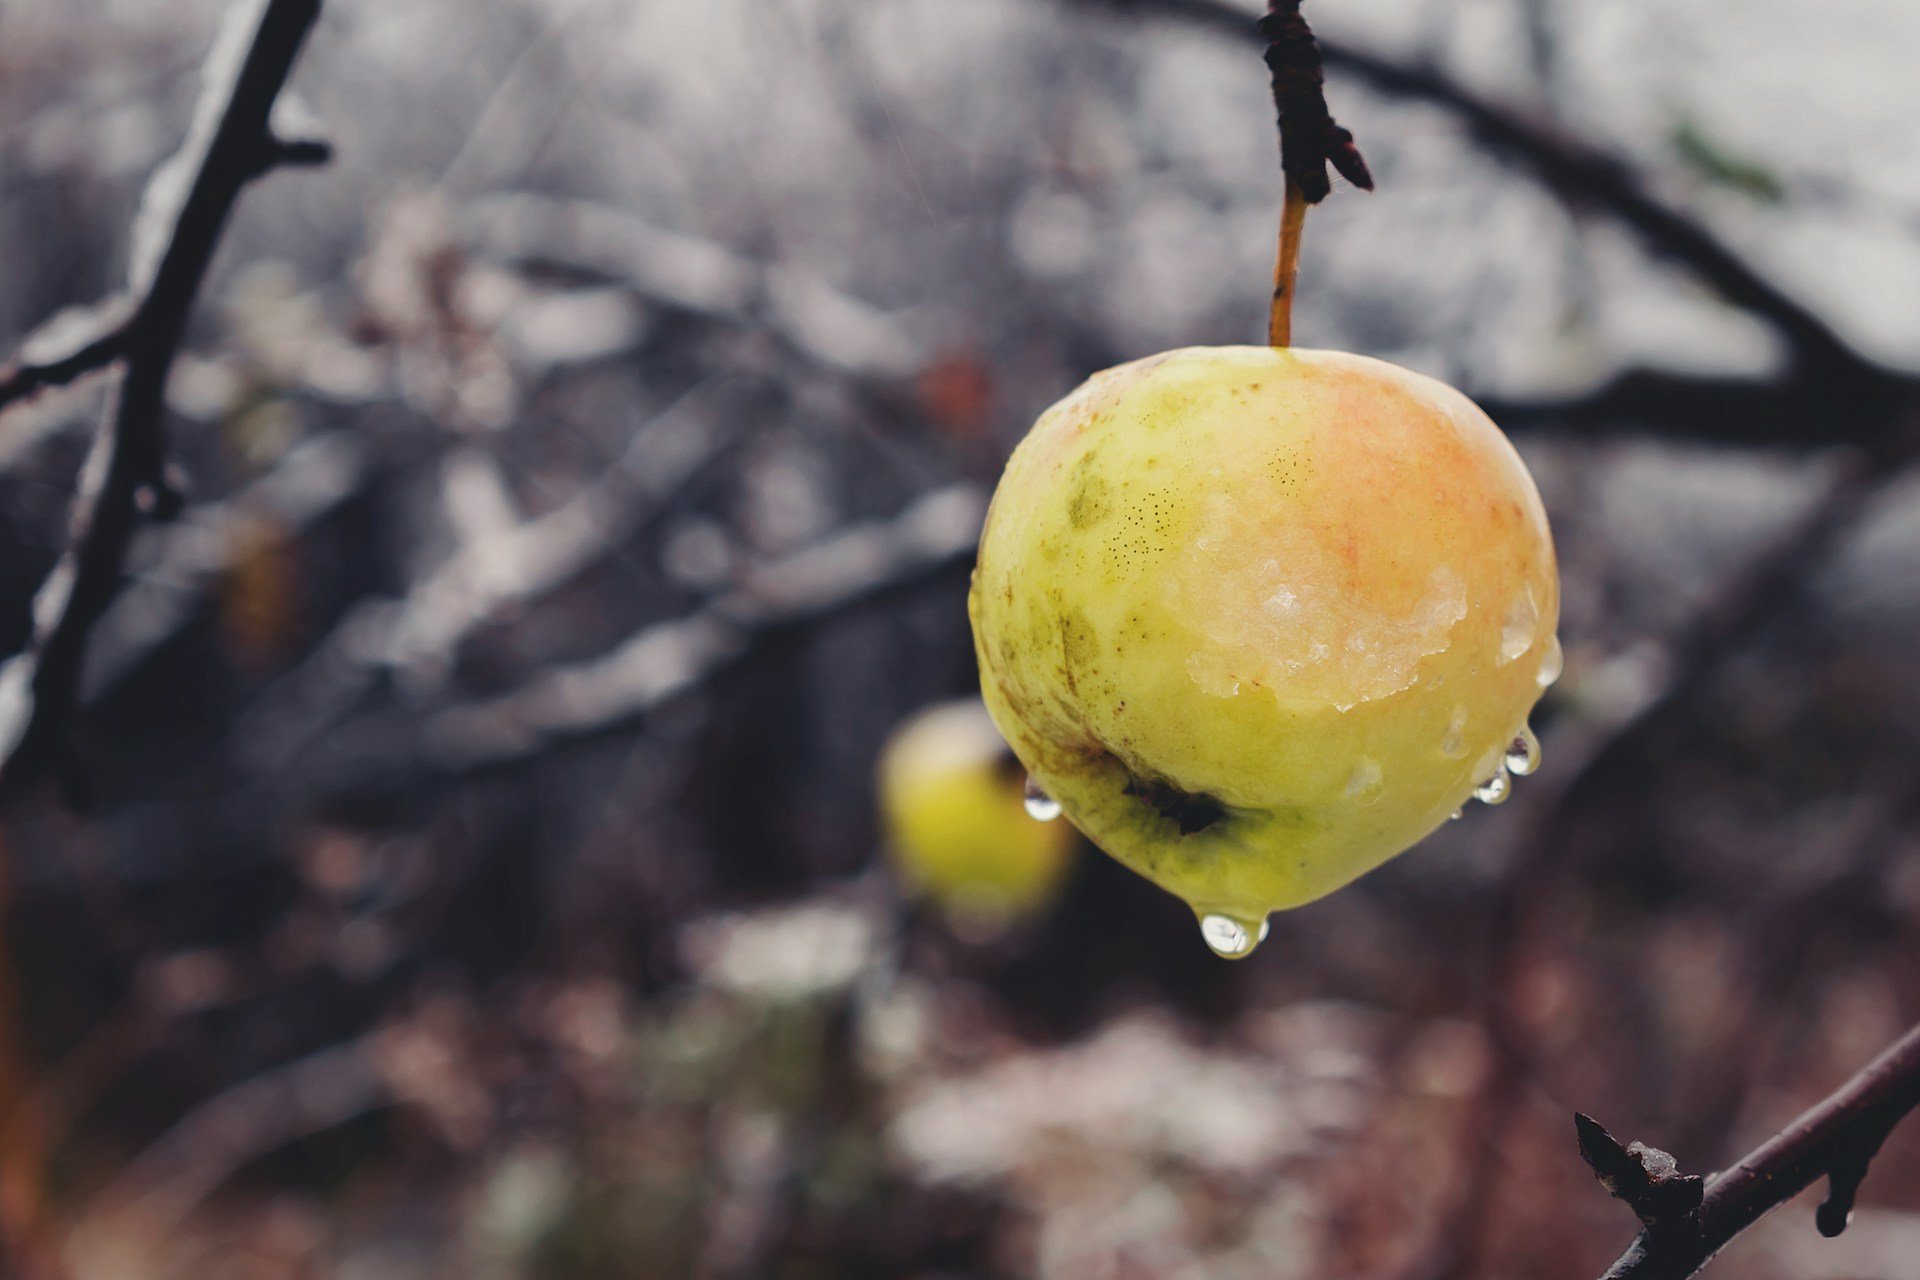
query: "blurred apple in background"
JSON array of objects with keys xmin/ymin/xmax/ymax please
[{"xmin": 877, "ymin": 699, "xmax": 1077, "ymax": 939}]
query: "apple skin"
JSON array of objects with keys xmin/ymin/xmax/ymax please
[
  {"xmin": 878, "ymin": 699, "xmax": 1077, "ymax": 930},
  {"xmin": 969, "ymin": 346, "xmax": 1557, "ymax": 928}
]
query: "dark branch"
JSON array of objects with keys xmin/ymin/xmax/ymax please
[
  {"xmin": 1483, "ymin": 366, "xmax": 1916, "ymax": 450},
  {"xmin": 0, "ymin": 303, "xmax": 134, "ymax": 414},
  {"xmin": 1076, "ymin": 0, "xmax": 1889, "ymax": 389},
  {"xmin": 1597, "ymin": 1021, "xmax": 1920, "ymax": 1279},
  {"xmin": 0, "ymin": 0, "xmax": 327, "ymax": 797},
  {"xmin": 1412, "ymin": 404, "xmax": 1920, "ymax": 1280},
  {"xmin": 1260, "ymin": 1, "xmax": 1371, "ymax": 202}
]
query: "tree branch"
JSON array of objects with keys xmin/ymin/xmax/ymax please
[
  {"xmin": 416, "ymin": 483, "xmax": 985, "ymax": 773},
  {"xmin": 0, "ymin": 304, "xmax": 134, "ymax": 415},
  {"xmin": 1483, "ymin": 366, "xmax": 1917, "ymax": 449},
  {"xmin": 1407, "ymin": 405, "xmax": 1920, "ymax": 1280},
  {"xmin": 0, "ymin": 0, "xmax": 328, "ymax": 796},
  {"xmin": 1594, "ymin": 1021, "xmax": 1920, "ymax": 1279},
  {"xmin": 1074, "ymin": 0, "xmax": 1900, "ymax": 397},
  {"xmin": 1576, "ymin": 1114, "xmax": 1704, "ymax": 1232}
]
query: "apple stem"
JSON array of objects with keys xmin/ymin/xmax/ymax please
[
  {"xmin": 1260, "ymin": 1, "xmax": 1373, "ymax": 350},
  {"xmin": 1268, "ymin": 179, "xmax": 1309, "ymax": 347}
]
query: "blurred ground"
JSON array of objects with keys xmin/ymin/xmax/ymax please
[{"xmin": 1, "ymin": 1, "xmax": 1918, "ymax": 1277}]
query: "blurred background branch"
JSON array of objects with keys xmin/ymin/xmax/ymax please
[{"xmin": 0, "ymin": 0, "xmax": 327, "ymax": 796}]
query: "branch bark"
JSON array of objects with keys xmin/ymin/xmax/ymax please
[
  {"xmin": 0, "ymin": 0, "xmax": 328, "ymax": 796},
  {"xmin": 1595, "ymin": 1022, "xmax": 1920, "ymax": 1279}
]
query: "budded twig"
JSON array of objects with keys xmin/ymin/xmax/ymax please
[
  {"xmin": 1593, "ymin": 1021, "xmax": 1920, "ymax": 1279},
  {"xmin": 0, "ymin": 0, "xmax": 329, "ymax": 796}
]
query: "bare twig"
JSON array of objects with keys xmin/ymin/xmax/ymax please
[
  {"xmin": 1594, "ymin": 1022, "xmax": 1920, "ymax": 1279},
  {"xmin": 1484, "ymin": 366, "xmax": 1919, "ymax": 450},
  {"xmin": 1079, "ymin": 0, "xmax": 1884, "ymax": 388},
  {"xmin": 0, "ymin": 0, "xmax": 329, "ymax": 796},
  {"xmin": 0, "ymin": 304, "xmax": 134, "ymax": 416},
  {"xmin": 1258, "ymin": 1, "xmax": 1371, "ymax": 346},
  {"xmin": 1412, "ymin": 408, "xmax": 1920, "ymax": 1280}
]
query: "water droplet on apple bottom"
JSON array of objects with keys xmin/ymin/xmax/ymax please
[
  {"xmin": 1472, "ymin": 765, "xmax": 1512, "ymax": 806},
  {"xmin": 1022, "ymin": 776, "xmax": 1062, "ymax": 822},
  {"xmin": 1537, "ymin": 634, "xmax": 1564, "ymax": 688},
  {"xmin": 1449, "ymin": 808, "xmax": 1464, "ymax": 821},
  {"xmin": 1503, "ymin": 724, "xmax": 1541, "ymax": 776},
  {"xmin": 1198, "ymin": 913, "xmax": 1270, "ymax": 959}
]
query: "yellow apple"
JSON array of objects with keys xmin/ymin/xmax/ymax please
[
  {"xmin": 969, "ymin": 346, "xmax": 1558, "ymax": 955},
  {"xmin": 878, "ymin": 699, "xmax": 1078, "ymax": 934}
]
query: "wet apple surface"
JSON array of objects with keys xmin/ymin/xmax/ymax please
[{"xmin": 970, "ymin": 345, "xmax": 1559, "ymax": 953}]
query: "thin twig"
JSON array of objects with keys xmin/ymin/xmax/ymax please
[
  {"xmin": 1483, "ymin": 366, "xmax": 1918, "ymax": 450},
  {"xmin": 1408, "ymin": 411, "xmax": 1920, "ymax": 1280},
  {"xmin": 0, "ymin": 308, "xmax": 133, "ymax": 416},
  {"xmin": 1077, "ymin": 0, "xmax": 1891, "ymax": 392},
  {"xmin": 1258, "ymin": 1, "xmax": 1370, "ymax": 347},
  {"xmin": 1595, "ymin": 1022, "xmax": 1920, "ymax": 1279},
  {"xmin": 0, "ymin": 0, "xmax": 328, "ymax": 796}
]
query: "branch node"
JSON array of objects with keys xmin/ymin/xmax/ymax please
[{"xmin": 1575, "ymin": 1113, "xmax": 1705, "ymax": 1229}]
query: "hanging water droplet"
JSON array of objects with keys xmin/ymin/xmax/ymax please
[
  {"xmin": 1472, "ymin": 765, "xmax": 1512, "ymax": 806},
  {"xmin": 1022, "ymin": 777, "xmax": 1061, "ymax": 822},
  {"xmin": 1198, "ymin": 913, "xmax": 1270, "ymax": 959},
  {"xmin": 1449, "ymin": 808, "xmax": 1464, "ymax": 821},
  {"xmin": 1503, "ymin": 725, "xmax": 1541, "ymax": 777},
  {"xmin": 1536, "ymin": 635, "xmax": 1564, "ymax": 688},
  {"xmin": 1440, "ymin": 704, "xmax": 1469, "ymax": 759}
]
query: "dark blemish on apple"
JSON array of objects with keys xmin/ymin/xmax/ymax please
[
  {"xmin": 1123, "ymin": 776, "xmax": 1226, "ymax": 836},
  {"xmin": 1067, "ymin": 471, "xmax": 1111, "ymax": 530}
]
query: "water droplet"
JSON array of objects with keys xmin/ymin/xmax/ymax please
[
  {"xmin": 1023, "ymin": 777, "xmax": 1061, "ymax": 822},
  {"xmin": 1472, "ymin": 765, "xmax": 1512, "ymax": 806},
  {"xmin": 1499, "ymin": 586, "xmax": 1541, "ymax": 665},
  {"xmin": 1503, "ymin": 725, "xmax": 1541, "ymax": 777},
  {"xmin": 1344, "ymin": 757, "xmax": 1383, "ymax": 804},
  {"xmin": 1537, "ymin": 635, "xmax": 1564, "ymax": 688},
  {"xmin": 1449, "ymin": 808, "xmax": 1464, "ymax": 821},
  {"xmin": 1440, "ymin": 704, "xmax": 1469, "ymax": 759},
  {"xmin": 1198, "ymin": 913, "xmax": 1270, "ymax": 959}
]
